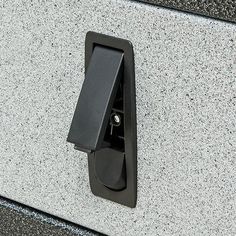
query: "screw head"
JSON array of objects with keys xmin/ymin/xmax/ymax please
[{"xmin": 110, "ymin": 113, "xmax": 121, "ymax": 126}]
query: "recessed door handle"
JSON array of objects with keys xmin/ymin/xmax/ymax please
[{"xmin": 67, "ymin": 32, "xmax": 137, "ymax": 207}]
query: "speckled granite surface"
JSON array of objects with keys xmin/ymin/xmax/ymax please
[
  {"xmin": 135, "ymin": 0, "xmax": 236, "ymax": 22},
  {"xmin": 0, "ymin": 0, "xmax": 236, "ymax": 235},
  {"xmin": 0, "ymin": 197, "xmax": 102, "ymax": 236}
]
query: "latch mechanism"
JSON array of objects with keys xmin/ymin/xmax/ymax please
[{"xmin": 67, "ymin": 32, "xmax": 137, "ymax": 207}]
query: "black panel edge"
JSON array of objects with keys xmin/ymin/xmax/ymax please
[
  {"xmin": 0, "ymin": 196, "xmax": 106, "ymax": 236},
  {"xmin": 133, "ymin": 0, "xmax": 236, "ymax": 24}
]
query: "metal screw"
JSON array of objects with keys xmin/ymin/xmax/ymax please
[{"xmin": 110, "ymin": 113, "xmax": 121, "ymax": 126}]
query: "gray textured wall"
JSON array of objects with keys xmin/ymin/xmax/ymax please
[{"xmin": 1, "ymin": 0, "xmax": 236, "ymax": 235}]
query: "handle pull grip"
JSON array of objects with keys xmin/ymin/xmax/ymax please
[{"xmin": 67, "ymin": 46, "xmax": 124, "ymax": 153}]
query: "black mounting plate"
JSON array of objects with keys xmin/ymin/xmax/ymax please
[{"xmin": 86, "ymin": 31, "xmax": 137, "ymax": 208}]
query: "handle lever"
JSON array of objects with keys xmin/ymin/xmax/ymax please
[{"xmin": 67, "ymin": 46, "xmax": 124, "ymax": 153}]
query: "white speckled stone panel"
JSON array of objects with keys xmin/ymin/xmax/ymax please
[{"xmin": 0, "ymin": 0, "xmax": 236, "ymax": 235}]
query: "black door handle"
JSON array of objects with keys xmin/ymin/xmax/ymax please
[
  {"xmin": 67, "ymin": 45, "xmax": 126, "ymax": 190},
  {"xmin": 67, "ymin": 46, "xmax": 124, "ymax": 153},
  {"xmin": 67, "ymin": 32, "xmax": 137, "ymax": 207}
]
